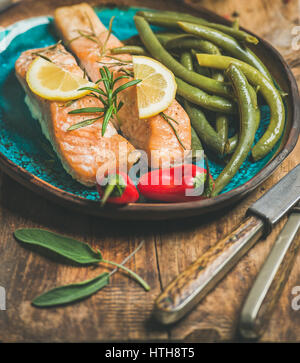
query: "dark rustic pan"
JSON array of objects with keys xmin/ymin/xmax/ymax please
[{"xmin": 0, "ymin": 0, "xmax": 299, "ymax": 220}]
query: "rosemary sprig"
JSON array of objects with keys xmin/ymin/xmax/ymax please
[
  {"xmin": 32, "ymin": 53, "xmax": 53, "ymax": 63},
  {"xmin": 68, "ymin": 14, "xmax": 115, "ymax": 60},
  {"xmin": 160, "ymin": 112, "xmax": 186, "ymax": 150},
  {"xmin": 32, "ymin": 40, "xmax": 65, "ymax": 63},
  {"xmin": 67, "ymin": 66, "xmax": 141, "ymax": 135}
]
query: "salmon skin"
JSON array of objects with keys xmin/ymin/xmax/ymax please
[
  {"xmin": 15, "ymin": 44, "xmax": 139, "ymax": 186},
  {"xmin": 54, "ymin": 3, "xmax": 192, "ymax": 169}
]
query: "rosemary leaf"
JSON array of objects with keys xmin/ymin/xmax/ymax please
[
  {"xmin": 161, "ymin": 112, "xmax": 186, "ymax": 150},
  {"xmin": 68, "ymin": 107, "xmax": 105, "ymax": 114},
  {"xmin": 112, "ymin": 79, "xmax": 141, "ymax": 98},
  {"xmin": 100, "ymin": 16, "xmax": 115, "ymax": 57},
  {"xmin": 67, "ymin": 116, "xmax": 102, "ymax": 131},
  {"xmin": 78, "ymin": 86, "xmax": 107, "ymax": 97},
  {"xmin": 32, "ymin": 53, "xmax": 53, "ymax": 63},
  {"xmin": 102, "ymin": 104, "xmax": 114, "ymax": 136},
  {"xmin": 60, "ymin": 99, "xmax": 77, "ymax": 108}
]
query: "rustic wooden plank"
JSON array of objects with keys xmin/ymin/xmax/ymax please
[
  {"xmin": 0, "ymin": 173, "xmax": 166, "ymax": 342},
  {"xmin": 154, "ymin": 0, "xmax": 300, "ymax": 342},
  {"xmin": 0, "ymin": 0, "xmax": 299, "ymax": 342}
]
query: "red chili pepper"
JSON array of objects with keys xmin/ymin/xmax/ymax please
[
  {"xmin": 138, "ymin": 164, "xmax": 214, "ymax": 203},
  {"xmin": 97, "ymin": 172, "xmax": 139, "ymax": 206}
]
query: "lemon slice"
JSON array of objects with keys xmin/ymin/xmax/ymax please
[
  {"xmin": 26, "ymin": 57, "xmax": 95, "ymax": 101},
  {"xmin": 132, "ymin": 56, "xmax": 177, "ymax": 119}
]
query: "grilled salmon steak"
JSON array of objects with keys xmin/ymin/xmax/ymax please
[
  {"xmin": 15, "ymin": 44, "xmax": 139, "ymax": 186},
  {"xmin": 54, "ymin": 3, "xmax": 192, "ymax": 169}
]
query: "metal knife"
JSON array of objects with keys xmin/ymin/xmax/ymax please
[
  {"xmin": 239, "ymin": 201, "xmax": 300, "ymax": 339},
  {"xmin": 154, "ymin": 164, "xmax": 300, "ymax": 324}
]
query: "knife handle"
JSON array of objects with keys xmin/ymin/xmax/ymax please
[
  {"xmin": 239, "ymin": 212, "xmax": 300, "ymax": 340},
  {"xmin": 154, "ymin": 216, "xmax": 264, "ymax": 324}
]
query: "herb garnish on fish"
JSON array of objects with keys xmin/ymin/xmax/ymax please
[
  {"xmin": 67, "ymin": 66, "xmax": 141, "ymax": 135},
  {"xmin": 160, "ymin": 112, "xmax": 186, "ymax": 150}
]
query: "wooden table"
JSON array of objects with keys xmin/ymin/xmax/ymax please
[{"xmin": 0, "ymin": 0, "xmax": 299, "ymax": 342}]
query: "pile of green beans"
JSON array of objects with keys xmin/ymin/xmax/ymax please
[{"xmin": 111, "ymin": 10, "xmax": 286, "ymax": 195}]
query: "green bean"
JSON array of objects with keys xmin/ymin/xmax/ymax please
[
  {"xmin": 165, "ymin": 38, "xmax": 220, "ymax": 54},
  {"xmin": 244, "ymin": 47, "xmax": 273, "ymax": 83},
  {"xmin": 196, "ymin": 54, "xmax": 285, "ymax": 161},
  {"xmin": 178, "ymin": 22, "xmax": 272, "ymax": 82},
  {"xmin": 190, "ymin": 49, "xmax": 211, "ymax": 77},
  {"xmin": 212, "ymin": 71, "xmax": 229, "ymax": 149},
  {"xmin": 232, "ymin": 17, "xmax": 240, "ymax": 31},
  {"xmin": 110, "ymin": 46, "xmax": 148, "ymax": 56},
  {"xmin": 184, "ymin": 101, "xmax": 225, "ymax": 155},
  {"xmin": 156, "ymin": 33, "xmax": 192, "ymax": 46},
  {"xmin": 212, "ymin": 64, "xmax": 257, "ymax": 195},
  {"xmin": 134, "ymin": 16, "xmax": 232, "ymax": 98},
  {"xmin": 225, "ymin": 85, "xmax": 260, "ymax": 154},
  {"xmin": 225, "ymin": 108, "xmax": 261, "ymax": 154},
  {"xmin": 191, "ymin": 126, "xmax": 203, "ymax": 154},
  {"xmin": 136, "ymin": 10, "xmax": 258, "ymax": 44},
  {"xmin": 180, "ymin": 51, "xmax": 194, "ymax": 71},
  {"xmin": 216, "ymin": 114, "xmax": 229, "ymax": 149},
  {"xmin": 176, "ymin": 77, "xmax": 235, "ymax": 114},
  {"xmin": 176, "ymin": 52, "xmax": 234, "ymax": 113}
]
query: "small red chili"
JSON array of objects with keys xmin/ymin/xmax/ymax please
[
  {"xmin": 138, "ymin": 164, "xmax": 214, "ymax": 203},
  {"xmin": 97, "ymin": 171, "xmax": 139, "ymax": 206}
]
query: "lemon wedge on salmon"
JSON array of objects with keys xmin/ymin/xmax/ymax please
[
  {"xmin": 132, "ymin": 56, "xmax": 177, "ymax": 119},
  {"xmin": 26, "ymin": 57, "xmax": 95, "ymax": 101}
]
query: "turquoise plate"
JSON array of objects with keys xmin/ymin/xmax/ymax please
[{"xmin": 0, "ymin": 6, "xmax": 298, "ymax": 220}]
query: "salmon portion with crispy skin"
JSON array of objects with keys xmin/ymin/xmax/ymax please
[
  {"xmin": 54, "ymin": 3, "xmax": 192, "ymax": 168},
  {"xmin": 15, "ymin": 44, "xmax": 138, "ymax": 186}
]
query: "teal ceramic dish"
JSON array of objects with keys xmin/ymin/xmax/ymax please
[{"xmin": 0, "ymin": 6, "xmax": 299, "ymax": 220}]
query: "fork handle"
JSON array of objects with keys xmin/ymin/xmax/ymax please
[
  {"xmin": 154, "ymin": 216, "xmax": 264, "ymax": 324},
  {"xmin": 239, "ymin": 212, "xmax": 300, "ymax": 339}
]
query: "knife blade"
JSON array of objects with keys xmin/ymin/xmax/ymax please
[
  {"xmin": 154, "ymin": 164, "xmax": 300, "ymax": 324},
  {"xmin": 239, "ymin": 202, "xmax": 300, "ymax": 339}
]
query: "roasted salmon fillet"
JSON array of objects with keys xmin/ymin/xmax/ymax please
[
  {"xmin": 15, "ymin": 44, "xmax": 138, "ymax": 186},
  {"xmin": 54, "ymin": 3, "xmax": 192, "ymax": 168}
]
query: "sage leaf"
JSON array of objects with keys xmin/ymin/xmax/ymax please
[
  {"xmin": 14, "ymin": 229, "xmax": 102, "ymax": 264},
  {"xmin": 32, "ymin": 273, "xmax": 110, "ymax": 307}
]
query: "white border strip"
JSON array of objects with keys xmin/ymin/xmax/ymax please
[{"xmin": 0, "ymin": 16, "xmax": 51, "ymax": 53}]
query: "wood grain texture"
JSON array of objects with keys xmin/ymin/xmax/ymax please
[
  {"xmin": 155, "ymin": 216, "xmax": 264, "ymax": 324},
  {"xmin": 0, "ymin": 0, "xmax": 300, "ymax": 342}
]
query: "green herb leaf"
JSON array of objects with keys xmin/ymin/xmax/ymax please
[
  {"xmin": 69, "ymin": 66, "xmax": 140, "ymax": 136},
  {"xmin": 14, "ymin": 229, "xmax": 102, "ymax": 264},
  {"xmin": 161, "ymin": 112, "xmax": 186, "ymax": 150},
  {"xmin": 102, "ymin": 104, "xmax": 114, "ymax": 136},
  {"xmin": 112, "ymin": 79, "xmax": 141, "ymax": 98},
  {"xmin": 67, "ymin": 117, "xmax": 102, "ymax": 131},
  {"xmin": 32, "ymin": 53, "xmax": 53, "ymax": 63},
  {"xmin": 68, "ymin": 107, "xmax": 105, "ymax": 114},
  {"xmin": 100, "ymin": 16, "xmax": 115, "ymax": 57},
  {"xmin": 32, "ymin": 273, "xmax": 110, "ymax": 307},
  {"xmin": 101, "ymin": 260, "xmax": 150, "ymax": 291},
  {"xmin": 78, "ymin": 86, "xmax": 107, "ymax": 97}
]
